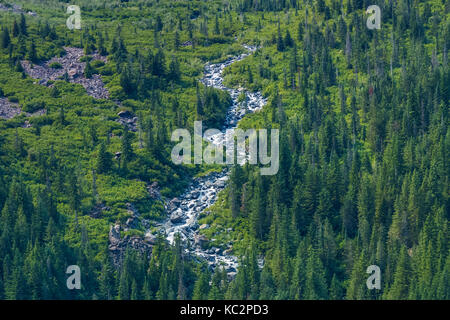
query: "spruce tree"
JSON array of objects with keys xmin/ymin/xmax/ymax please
[
  {"xmin": 96, "ymin": 142, "xmax": 112, "ymax": 174},
  {"xmin": 1, "ymin": 27, "xmax": 10, "ymax": 49}
]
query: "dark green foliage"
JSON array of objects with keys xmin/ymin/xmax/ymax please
[
  {"xmin": 84, "ymin": 61, "xmax": 94, "ymax": 78},
  {"xmin": 26, "ymin": 39, "xmax": 37, "ymax": 62},
  {"xmin": 1, "ymin": 27, "xmax": 10, "ymax": 49},
  {"xmin": 96, "ymin": 142, "xmax": 112, "ymax": 174},
  {"xmin": 0, "ymin": 0, "xmax": 447, "ymax": 301}
]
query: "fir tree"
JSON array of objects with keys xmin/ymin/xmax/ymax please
[{"xmin": 1, "ymin": 27, "xmax": 11, "ymax": 49}]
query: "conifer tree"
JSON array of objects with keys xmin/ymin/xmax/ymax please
[
  {"xmin": 96, "ymin": 142, "xmax": 112, "ymax": 174},
  {"xmin": 12, "ymin": 19, "xmax": 19, "ymax": 37},
  {"xmin": 27, "ymin": 39, "xmax": 38, "ymax": 62},
  {"xmin": 121, "ymin": 126, "xmax": 134, "ymax": 171},
  {"xmin": 19, "ymin": 13, "xmax": 27, "ymax": 36},
  {"xmin": 1, "ymin": 27, "xmax": 10, "ymax": 49}
]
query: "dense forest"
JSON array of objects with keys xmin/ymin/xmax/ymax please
[{"xmin": 0, "ymin": 0, "xmax": 448, "ymax": 300}]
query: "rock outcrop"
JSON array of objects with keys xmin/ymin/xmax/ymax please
[
  {"xmin": 89, "ymin": 202, "xmax": 110, "ymax": 219},
  {"xmin": 0, "ymin": 3, "xmax": 37, "ymax": 16},
  {"xmin": 108, "ymin": 222, "xmax": 152, "ymax": 267},
  {"xmin": 147, "ymin": 182, "xmax": 162, "ymax": 200},
  {"xmin": 0, "ymin": 98, "xmax": 21, "ymax": 120},
  {"xmin": 21, "ymin": 47, "xmax": 109, "ymax": 99},
  {"xmin": 116, "ymin": 110, "xmax": 138, "ymax": 131},
  {"xmin": 0, "ymin": 98, "xmax": 46, "ymax": 127},
  {"xmin": 194, "ymin": 233, "xmax": 208, "ymax": 248},
  {"xmin": 108, "ymin": 203, "xmax": 153, "ymax": 267}
]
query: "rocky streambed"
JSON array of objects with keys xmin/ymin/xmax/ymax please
[{"xmin": 149, "ymin": 45, "xmax": 267, "ymax": 276}]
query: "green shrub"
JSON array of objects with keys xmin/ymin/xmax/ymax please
[
  {"xmin": 23, "ymin": 100, "xmax": 46, "ymax": 113},
  {"xmin": 29, "ymin": 115, "xmax": 53, "ymax": 127},
  {"xmin": 91, "ymin": 60, "xmax": 105, "ymax": 68},
  {"xmin": 80, "ymin": 56, "xmax": 92, "ymax": 62},
  {"xmin": 108, "ymin": 85, "xmax": 126, "ymax": 100},
  {"xmin": 99, "ymin": 64, "xmax": 114, "ymax": 76},
  {"xmin": 49, "ymin": 62, "xmax": 62, "ymax": 69},
  {"xmin": 123, "ymin": 229, "xmax": 145, "ymax": 238}
]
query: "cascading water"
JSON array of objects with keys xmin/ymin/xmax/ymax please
[{"xmin": 148, "ymin": 45, "xmax": 267, "ymax": 276}]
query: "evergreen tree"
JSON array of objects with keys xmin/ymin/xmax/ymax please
[
  {"xmin": 12, "ymin": 20, "xmax": 19, "ymax": 37},
  {"xmin": 19, "ymin": 13, "xmax": 27, "ymax": 36},
  {"xmin": 121, "ymin": 126, "xmax": 134, "ymax": 170},
  {"xmin": 96, "ymin": 142, "xmax": 112, "ymax": 174},
  {"xmin": 1, "ymin": 27, "xmax": 10, "ymax": 49},
  {"xmin": 27, "ymin": 39, "xmax": 38, "ymax": 62},
  {"xmin": 84, "ymin": 61, "xmax": 94, "ymax": 78},
  {"xmin": 276, "ymin": 22, "xmax": 285, "ymax": 52}
]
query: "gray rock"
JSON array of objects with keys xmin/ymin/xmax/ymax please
[
  {"xmin": 147, "ymin": 182, "xmax": 162, "ymax": 200},
  {"xmin": 194, "ymin": 233, "xmax": 208, "ymax": 247},
  {"xmin": 166, "ymin": 197, "xmax": 181, "ymax": 211},
  {"xmin": 199, "ymin": 224, "xmax": 210, "ymax": 230},
  {"xmin": 191, "ymin": 191, "xmax": 200, "ymax": 199},
  {"xmin": 118, "ymin": 110, "xmax": 133, "ymax": 118},
  {"xmin": 126, "ymin": 216, "xmax": 139, "ymax": 229},
  {"xmin": 21, "ymin": 47, "xmax": 109, "ymax": 100},
  {"xmin": 227, "ymin": 266, "xmax": 237, "ymax": 273},
  {"xmin": 170, "ymin": 210, "xmax": 184, "ymax": 224},
  {"xmin": 0, "ymin": 98, "xmax": 21, "ymax": 120},
  {"xmin": 109, "ymin": 224, "xmax": 121, "ymax": 245}
]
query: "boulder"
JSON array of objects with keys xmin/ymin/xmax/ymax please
[
  {"xmin": 191, "ymin": 191, "xmax": 200, "ymax": 199},
  {"xmin": 186, "ymin": 216, "xmax": 198, "ymax": 228},
  {"xmin": 109, "ymin": 224, "xmax": 121, "ymax": 245},
  {"xmin": 147, "ymin": 182, "xmax": 161, "ymax": 199},
  {"xmin": 144, "ymin": 232, "xmax": 156, "ymax": 244},
  {"xmin": 215, "ymin": 180, "xmax": 226, "ymax": 188},
  {"xmin": 68, "ymin": 68, "xmax": 77, "ymax": 77},
  {"xmin": 170, "ymin": 210, "xmax": 184, "ymax": 224},
  {"xmin": 118, "ymin": 110, "xmax": 133, "ymax": 118},
  {"xmin": 194, "ymin": 233, "xmax": 208, "ymax": 247},
  {"xmin": 166, "ymin": 197, "xmax": 181, "ymax": 211},
  {"xmin": 125, "ymin": 216, "xmax": 139, "ymax": 229},
  {"xmin": 226, "ymin": 266, "xmax": 237, "ymax": 273}
]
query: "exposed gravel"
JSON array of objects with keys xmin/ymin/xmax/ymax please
[
  {"xmin": 0, "ymin": 3, "xmax": 37, "ymax": 16},
  {"xmin": 0, "ymin": 97, "xmax": 21, "ymax": 120},
  {"xmin": 21, "ymin": 47, "xmax": 109, "ymax": 99}
]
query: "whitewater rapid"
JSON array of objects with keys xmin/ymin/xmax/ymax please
[{"xmin": 150, "ymin": 45, "xmax": 267, "ymax": 275}]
